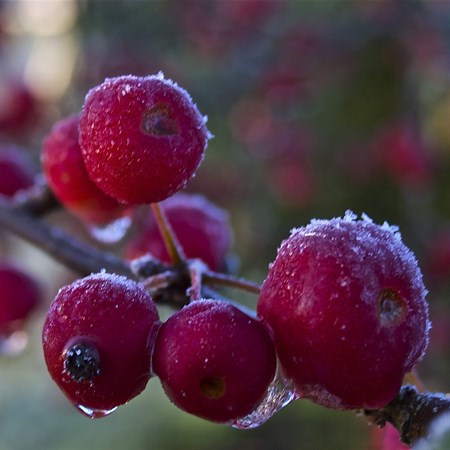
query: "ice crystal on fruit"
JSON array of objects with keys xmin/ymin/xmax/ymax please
[{"xmin": 232, "ymin": 366, "xmax": 298, "ymax": 429}]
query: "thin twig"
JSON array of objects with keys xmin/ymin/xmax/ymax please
[
  {"xmin": 188, "ymin": 259, "xmax": 207, "ymax": 301},
  {"xmin": 0, "ymin": 200, "xmax": 133, "ymax": 279},
  {"xmin": 150, "ymin": 202, "xmax": 186, "ymax": 265},
  {"xmin": 140, "ymin": 271, "xmax": 176, "ymax": 292},
  {"xmin": 203, "ymin": 271, "xmax": 261, "ymax": 295}
]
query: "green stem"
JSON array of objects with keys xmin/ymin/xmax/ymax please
[{"xmin": 150, "ymin": 202, "xmax": 186, "ymax": 265}]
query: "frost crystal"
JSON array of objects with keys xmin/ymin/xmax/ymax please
[{"xmin": 231, "ymin": 366, "xmax": 298, "ymax": 429}]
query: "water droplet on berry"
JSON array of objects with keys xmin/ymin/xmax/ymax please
[
  {"xmin": 88, "ymin": 216, "xmax": 132, "ymax": 244},
  {"xmin": 75, "ymin": 404, "xmax": 117, "ymax": 419},
  {"xmin": 0, "ymin": 330, "xmax": 29, "ymax": 356},
  {"xmin": 231, "ymin": 366, "xmax": 298, "ymax": 429}
]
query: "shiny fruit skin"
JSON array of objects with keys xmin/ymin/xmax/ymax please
[
  {"xmin": 79, "ymin": 74, "xmax": 210, "ymax": 205},
  {"xmin": 257, "ymin": 212, "xmax": 429, "ymax": 410},
  {"xmin": 125, "ymin": 193, "xmax": 232, "ymax": 271},
  {"xmin": 42, "ymin": 114, "xmax": 128, "ymax": 224},
  {"xmin": 153, "ymin": 299, "xmax": 277, "ymax": 423},
  {"xmin": 42, "ymin": 272, "xmax": 160, "ymax": 412}
]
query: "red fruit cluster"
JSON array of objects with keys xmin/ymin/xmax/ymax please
[
  {"xmin": 42, "ymin": 275, "xmax": 276, "ymax": 423},
  {"xmin": 125, "ymin": 193, "xmax": 233, "ymax": 271},
  {"xmin": 42, "ymin": 114, "xmax": 129, "ymax": 225},
  {"xmin": 257, "ymin": 211, "xmax": 430, "ymax": 410},
  {"xmin": 78, "ymin": 73, "xmax": 211, "ymax": 205},
  {"xmin": 39, "ymin": 73, "xmax": 432, "ymax": 428}
]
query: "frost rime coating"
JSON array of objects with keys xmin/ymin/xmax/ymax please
[
  {"xmin": 42, "ymin": 114, "xmax": 128, "ymax": 224},
  {"xmin": 257, "ymin": 211, "xmax": 430, "ymax": 410},
  {"xmin": 153, "ymin": 299, "xmax": 277, "ymax": 423},
  {"xmin": 79, "ymin": 73, "xmax": 211, "ymax": 205},
  {"xmin": 42, "ymin": 272, "xmax": 160, "ymax": 412}
]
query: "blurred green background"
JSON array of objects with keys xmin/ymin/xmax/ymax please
[{"xmin": 1, "ymin": 1, "xmax": 449, "ymax": 449}]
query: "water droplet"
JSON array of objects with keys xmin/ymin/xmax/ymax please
[
  {"xmin": 88, "ymin": 217, "xmax": 132, "ymax": 244},
  {"xmin": 231, "ymin": 366, "xmax": 298, "ymax": 429},
  {"xmin": 0, "ymin": 330, "xmax": 29, "ymax": 356},
  {"xmin": 75, "ymin": 404, "xmax": 117, "ymax": 419}
]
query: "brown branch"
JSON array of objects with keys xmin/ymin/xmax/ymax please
[
  {"xmin": 0, "ymin": 198, "xmax": 133, "ymax": 279},
  {"xmin": 364, "ymin": 385, "xmax": 450, "ymax": 446},
  {"xmin": 8, "ymin": 176, "xmax": 60, "ymax": 215}
]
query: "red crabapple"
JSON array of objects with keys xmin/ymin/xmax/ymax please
[
  {"xmin": 257, "ymin": 211, "xmax": 429, "ymax": 410},
  {"xmin": 0, "ymin": 260, "xmax": 41, "ymax": 336},
  {"xmin": 152, "ymin": 299, "xmax": 277, "ymax": 423},
  {"xmin": 0, "ymin": 76, "xmax": 39, "ymax": 134},
  {"xmin": 42, "ymin": 272, "xmax": 160, "ymax": 416},
  {"xmin": 42, "ymin": 114, "xmax": 129, "ymax": 225},
  {"xmin": 125, "ymin": 193, "xmax": 233, "ymax": 271},
  {"xmin": 0, "ymin": 146, "xmax": 35, "ymax": 198},
  {"xmin": 78, "ymin": 73, "xmax": 211, "ymax": 205},
  {"xmin": 265, "ymin": 155, "xmax": 316, "ymax": 208},
  {"xmin": 373, "ymin": 122, "xmax": 431, "ymax": 187}
]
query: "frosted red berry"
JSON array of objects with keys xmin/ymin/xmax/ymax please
[
  {"xmin": 257, "ymin": 211, "xmax": 430, "ymax": 410},
  {"xmin": 152, "ymin": 299, "xmax": 277, "ymax": 423},
  {"xmin": 42, "ymin": 114, "xmax": 129, "ymax": 224},
  {"xmin": 125, "ymin": 193, "xmax": 233, "ymax": 271},
  {"xmin": 0, "ymin": 260, "xmax": 41, "ymax": 335},
  {"xmin": 0, "ymin": 146, "xmax": 35, "ymax": 198},
  {"xmin": 42, "ymin": 272, "xmax": 160, "ymax": 415},
  {"xmin": 78, "ymin": 73, "xmax": 210, "ymax": 205}
]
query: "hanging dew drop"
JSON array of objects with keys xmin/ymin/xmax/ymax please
[
  {"xmin": 231, "ymin": 365, "xmax": 298, "ymax": 429},
  {"xmin": 87, "ymin": 216, "xmax": 132, "ymax": 244},
  {"xmin": 0, "ymin": 330, "xmax": 29, "ymax": 356},
  {"xmin": 75, "ymin": 404, "xmax": 118, "ymax": 419}
]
